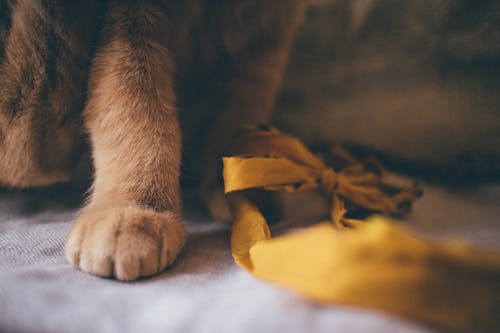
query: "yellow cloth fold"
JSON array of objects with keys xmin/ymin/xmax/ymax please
[{"xmin": 222, "ymin": 125, "xmax": 500, "ymax": 332}]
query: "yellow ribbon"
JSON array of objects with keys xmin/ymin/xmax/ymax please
[{"xmin": 222, "ymin": 126, "xmax": 500, "ymax": 331}]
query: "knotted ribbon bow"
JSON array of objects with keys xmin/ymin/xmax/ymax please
[{"xmin": 222, "ymin": 126, "xmax": 500, "ymax": 331}]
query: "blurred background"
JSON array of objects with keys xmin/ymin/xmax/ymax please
[{"xmin": 273, "ymin": 0, "xmax": 499, "ymax": 182}]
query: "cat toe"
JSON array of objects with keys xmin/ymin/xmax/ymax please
[{"xmin": 65, "ymin": 205, "xmax": 185, "ymax": 281}]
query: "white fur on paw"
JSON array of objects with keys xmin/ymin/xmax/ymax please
[{"xmin": 65, "ymin": 205, "xmax": 186, "ymax": 281}]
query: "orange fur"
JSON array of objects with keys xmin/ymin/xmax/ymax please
[{"xmin": 0, "ymin": 0, "xmax": 306, "ymax": 280}]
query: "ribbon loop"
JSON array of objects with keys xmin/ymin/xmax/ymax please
[
  {"xmin": 222, "ymin": 126, "xmax": 500, "ymax": 332},
  {"xmin": 320, "ymin": 168, "xmax": 338, "ymax": 195}
]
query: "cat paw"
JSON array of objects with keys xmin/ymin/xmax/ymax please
[
  {"xmin": 65, "ymin": 205, "xmax": 186, "ymax": 281},
  {"xmin": 204, "ymin": 186, "xmax": 283, "ymax": 224},
  {"xmin": 204, "ymin": 186, "xmax": 232, "ymax": 222}
]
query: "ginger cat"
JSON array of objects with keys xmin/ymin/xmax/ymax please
[{"xmin": 0, "ymin": 0, "xmax": 306, "ymax": 280}]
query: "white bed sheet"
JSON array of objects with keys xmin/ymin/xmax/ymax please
[{"xmin": 0, "ymin": 180, "xmax": 499, "ymax": 333}]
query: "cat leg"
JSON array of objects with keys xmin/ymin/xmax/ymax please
[
  {"xmin": 0, "ymin": 0, "xmax": 104, "ymax": 187},
  {"xmin": 65, "ymin": 2, "xmax": 185, "ymax": 281},
  {"xmin": 201, "ymin": 6, "xmax": 306, "ymax": 220}
]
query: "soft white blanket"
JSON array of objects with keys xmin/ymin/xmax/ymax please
[{"xmin": 1, "ymin": 180, "xmax": 499, "ymax": 333}]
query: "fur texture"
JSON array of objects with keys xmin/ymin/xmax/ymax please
[{"xmin": 0, "ymin": 0, "xmax": 306, "ymax": 280}]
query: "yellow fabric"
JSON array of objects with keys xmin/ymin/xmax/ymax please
[{"xmin": 222, "ymin": 126, "xmax": 500, "ymax": 332}]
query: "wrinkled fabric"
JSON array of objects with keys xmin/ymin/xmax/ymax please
[
  {"xmin": 223, "ymin": 127, "xmax": 500, "ymax": 332},
  {"xmin": 1, "ymin": 180, "xmax": 500, "ymax": 333}
]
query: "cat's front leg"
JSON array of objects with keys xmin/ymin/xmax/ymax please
[
  {"xmin": 201, "ymin": 2, "xmax": 307, "ymax": 220},
  {"xmin": 65, "ymin": 2, "xmax": 185, "ymax": 281}
]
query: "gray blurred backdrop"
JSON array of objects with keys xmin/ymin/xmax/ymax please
[{"xmin": 274, "ymin": 0, "xmax": 499, "ymax": 180}]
